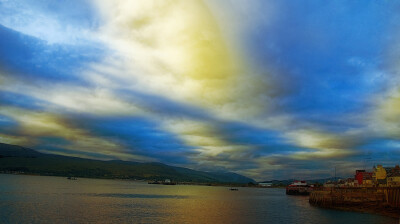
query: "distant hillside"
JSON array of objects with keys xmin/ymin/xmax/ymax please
[
  {"xmin": 259, "ymin": 177, "xmax": 344, "ymax": 186},
  {"xmin": 0, "ymin": 143, "xmax": 42, "ymax": 157},
  {"xmin": 0, "ymin": 143, "xmax": 255, "ymax": 184}
]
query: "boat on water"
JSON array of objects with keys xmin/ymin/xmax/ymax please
[
  {"xmin": 162, "ymin": 182, "xmax": 176, "ymax": 185},
  {"xmin": 162, "ymin": 179, "xmax": 176, "ymax": 185},
  {"xmin": 148, "ymin": 180, "xmax": 161, "ymax": 184},
  {"xmin": 67, "ymin": 177, "xmax": 77, "ymax": 180},
  {"xmin": 286, "ymin": 181, "xmax": 313, "ymax": 195},
  {"xmin": 229, "ymin": 188, "xmax": 239, "ymax": 191},
  {"xmin": 148, "ymin": 179, "xmax": 177, "ymax": 185}
]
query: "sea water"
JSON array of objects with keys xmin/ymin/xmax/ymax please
[{"xmin": 0, "ymin": 174, "xmax": 397, "ymax": 224}]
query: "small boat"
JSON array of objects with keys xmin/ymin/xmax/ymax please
[
  {"xmin": 229, "ymin": 188, "xmax": 239, "ymax": 191},
  {"xmin": 162, "ymin": 182, "xmax": 177, "ymax": 185},
  {"xmin": 148, "ymin": 180, "xmax": 161, "ymax": 184},
  {"xmin": 67, "ymin": 177, "xmax": 77, "ymax": 180},
  {"xmin": 161, "ymin": 179, "xmax": 176, "ymax": 185}
]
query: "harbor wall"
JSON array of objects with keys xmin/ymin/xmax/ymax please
[{"xmin": 309, "ymin": 187, "xmax": 400, "ymax": 218}]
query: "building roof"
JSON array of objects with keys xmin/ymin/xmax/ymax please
[
  {"xmin": 385, "ymin": 165, "xmax": 400, "ymax": 176},
  {"xmin": 387, "ymin": 171, "xmax": 400, "ymax": 177},
  {"xmin": 384, "ymin": 167, "xmax": 393, "ymax": 173}
]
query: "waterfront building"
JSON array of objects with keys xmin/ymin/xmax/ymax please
[
  {"xmin": 372, "ymin": 164, "xmax": 400, "ymax": 186},
  {"xmin": 337, "ymin": 179, "xmax": 346, "ymax": 187},
  {"xmin": 355, "ymin": 170, "xmax": 373, "ymax": 186},
  {"xmin": 387, "ymin": 172, "xmax": 400, "ymax": 187},
  {"xmin": 344, "ymin": 178, "xmax": 356, "ymax": 187},
  {"xmin": 373, "ymin": 165, "xmax": 387, "ymax": 186},
  {"xmin": 362, "ymin": 173, "xmax": 373, "ymax": 186},
  {"xmin": 387, "ymin": 165, "xmax": 400, "ymax": 187}
]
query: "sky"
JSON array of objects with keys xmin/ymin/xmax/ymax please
[{"xmin": 1, "ymin": 0, "xmax": 400, "ymax": 181}]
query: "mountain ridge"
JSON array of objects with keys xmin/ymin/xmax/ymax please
[{"xmin": 0, "ymin": 142, "xmax": 255, "ymax": 184}]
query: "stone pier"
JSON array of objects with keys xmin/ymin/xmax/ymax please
[{"xmin": 309, "ymin": 187, "xmax": 400, "ymax": 218}]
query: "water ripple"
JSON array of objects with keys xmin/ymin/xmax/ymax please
[{"xmin": 80, "ymin": 193, "xmax": 188, "ymax": 199}]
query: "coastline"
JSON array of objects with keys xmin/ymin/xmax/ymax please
[{"xmin": 0, "ymin": 172, "xmax": 257, "ymax": 188}]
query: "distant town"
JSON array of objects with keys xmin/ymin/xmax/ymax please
[
  {"xmin": 310, "ymin": 164, "xmax": 400, "ymax": 218},
  {"xmin": 257, "ymin": 164, "xmax": 400, "ymax": 218},
  {"xmin": 258, "ymin": 164, "xmax": 400, "ymax": 188},
  {"xmin": 324, "ymin": 164, "xmax": 400, "ymax": 188}
]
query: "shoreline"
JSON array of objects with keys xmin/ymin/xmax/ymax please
[
  {"xmin": 0, "ymin": 172, "xmax": 261, "ymax": 188},
  {"xmin": 2, "ymin": 173, "xmax": 398, "ymax": 219}
]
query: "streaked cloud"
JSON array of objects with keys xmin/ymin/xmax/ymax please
[{"xmin": 1, "ymin": 0, "xmax": 400, "ymax": 180}]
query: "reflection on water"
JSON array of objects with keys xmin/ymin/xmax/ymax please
[
  {"xmin": 0, "ymin": 174, "xmax": 397, "ymax": 224},
  {"xmin": 74, "ymin": 193, "xmax": 189, "ymax": 199}
]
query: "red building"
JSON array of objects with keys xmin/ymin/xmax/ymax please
[{"xmin": 355, "ymin": 170, "xmax": 372, "ymax": 185}]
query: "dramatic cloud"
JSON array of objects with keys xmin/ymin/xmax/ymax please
[{"xmin": 1, "ymin": 0, "xmax": 400, "ymax": 180}]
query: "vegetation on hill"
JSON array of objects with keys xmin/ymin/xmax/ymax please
[{"xmin": 0, "ymin": 143, "xmax": 255, "ymax": 184}]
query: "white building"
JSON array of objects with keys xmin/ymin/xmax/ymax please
[{"xmin": 259, "ymin": 182, "xmax": 272, "ymax": 187}]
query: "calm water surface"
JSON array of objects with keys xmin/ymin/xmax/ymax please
[{"xmin": 0, "ymin": 174, "xmax": 397, "ymax": 224}]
